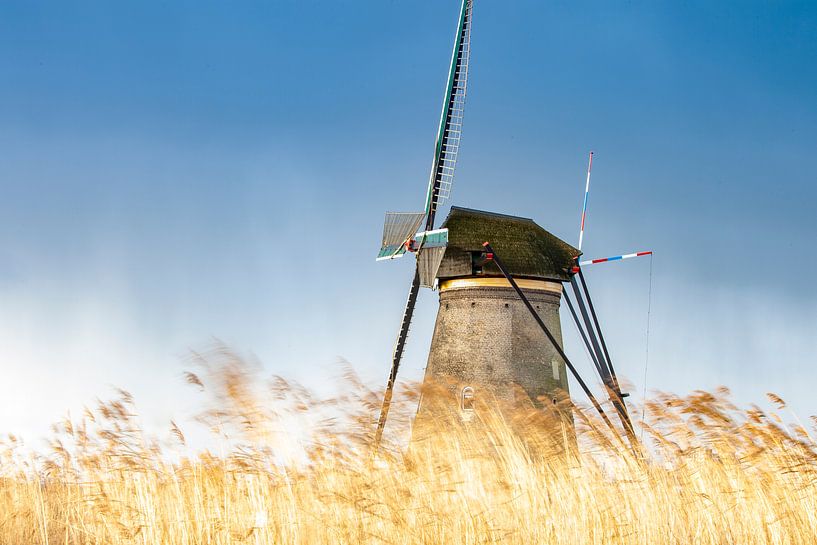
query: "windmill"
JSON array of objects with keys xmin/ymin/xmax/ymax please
[
  {"xmin": 373, "ymin": 3, "xmax": 652, "ymax": 451},
  {"xmin": 410, "ymin": 208, "xmax": 581, "ymax": 442},
  {"xmin": 374, "ymin": 0, "xmax": 473, "ymax": 445},
  {"xmin": 402, "ymin": 198, "xmax": 648, "ymax": 448}
]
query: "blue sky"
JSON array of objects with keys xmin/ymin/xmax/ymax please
[{"xmin": 1, "ymin": 1, "xmax": 816, "ymax": 439}]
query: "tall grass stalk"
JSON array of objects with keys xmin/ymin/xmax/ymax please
[{"xmin": 2, "ymin": 347, "xmax": 816, "ymax": 544}]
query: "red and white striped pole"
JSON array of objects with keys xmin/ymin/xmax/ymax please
[{"xmin": 578, "ymin": 151, "xmax": 594, "ymax": 251}]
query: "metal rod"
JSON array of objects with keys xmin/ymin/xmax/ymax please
[
  {"xmin": 562, "ymin": 290, "xmax": 605, "ymax": 379},
  {"xmin": 578, "ymin": 268, "xmax": 622, "ymax": 392},
  {"xmin": 569, "ymin": 276, "xmax": 612, "ymax": 383},
  {"xmin": 374, "ymin": 269, "xmax": 421, "ymax": 447},
  {"xmin": 571, "ymin": 273, "xmax": 637, "ymax": 443},
  {"xmin": 482, "ymin": 242, "xmax": 617, "ymax": 434}
]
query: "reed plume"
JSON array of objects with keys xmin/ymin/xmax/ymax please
[{"xmin": 1, "ymin": 344, "xmax": 815, "ymax": 544}]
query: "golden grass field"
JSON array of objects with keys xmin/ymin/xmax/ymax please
[{"xmin": 2, "ymin": 346, "xmax": 816, "ymax": 544}]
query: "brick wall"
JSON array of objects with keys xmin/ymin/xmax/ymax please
[{"xmin": 414, "ymin": 284, "xmax": 570, "ymax": 430}]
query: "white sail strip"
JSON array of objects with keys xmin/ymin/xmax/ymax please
[
  {"xmin": 382, "ymin": 212, "xmax": 426, "ymax": 248},
  {"xmin": 418, "ymin": 246, "xmax": 447, "ymax": 289}
]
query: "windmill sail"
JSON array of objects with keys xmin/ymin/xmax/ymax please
[
  {"xmin": 375, "ymin": 0, "xmax": 474, "ymax": 447},
  {"xmin": 418, "ymin": 247, "xmax": 447, "ymax": 288},
  {"xmin": 377, "ymin": 212, "xmax": 426, "ymax": 260},
  {"xmin": 416, "ymin": 229, "xmax": 448, "ymax": 288},
  {"xmin": 422, "ymin": 0, "xmax": 473, "ymax": 228}
]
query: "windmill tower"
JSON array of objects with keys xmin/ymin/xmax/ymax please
[
  {"xmin": 374, "ymin": 0, "xmax": 651, "ymax": 447},
  {"xmin": 413, "ymin": 208, "xmax": 577, "ymax": 430}
]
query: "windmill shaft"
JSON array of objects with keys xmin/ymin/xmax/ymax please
[
  {"xmin": 374, "ymin": 269, "xmax": 421, "ymax": 446},
  {"xmin": 483, "ymin": 244, "xmax": 617, "ymax": 434}
]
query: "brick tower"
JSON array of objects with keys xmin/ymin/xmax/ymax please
[{"xmin": 413, "ymin": 207, "xmax": 579, "ymax": 431}]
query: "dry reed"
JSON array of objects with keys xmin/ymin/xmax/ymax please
[{"xmin": 2, "ymin": 344, "xmax": 816, "ymax": 544}]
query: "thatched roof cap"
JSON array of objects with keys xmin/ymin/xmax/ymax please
[{"xmin": 437, "ymin": 207, "xmax": 579, "ymax": 282}]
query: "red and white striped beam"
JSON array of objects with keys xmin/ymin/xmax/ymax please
[{"xmin": 579, "ymin": 251, "xmax": 652, "ymax": 267}]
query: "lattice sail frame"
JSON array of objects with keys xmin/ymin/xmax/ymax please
[{"xmin": 423, "ymin": 0, "xmax": 473, "ymax": 221}]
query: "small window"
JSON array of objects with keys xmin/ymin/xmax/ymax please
[
  {"xmin": 552, "ymin": 359, "xmax": 560, "ymax": 381},
  {"xmin": 461, "ymin": 386, "xmax": 475, "ymax": 412},
  {"xmin": 470, "ymin": 251, "xmax": 487, "ymax": 275}
]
